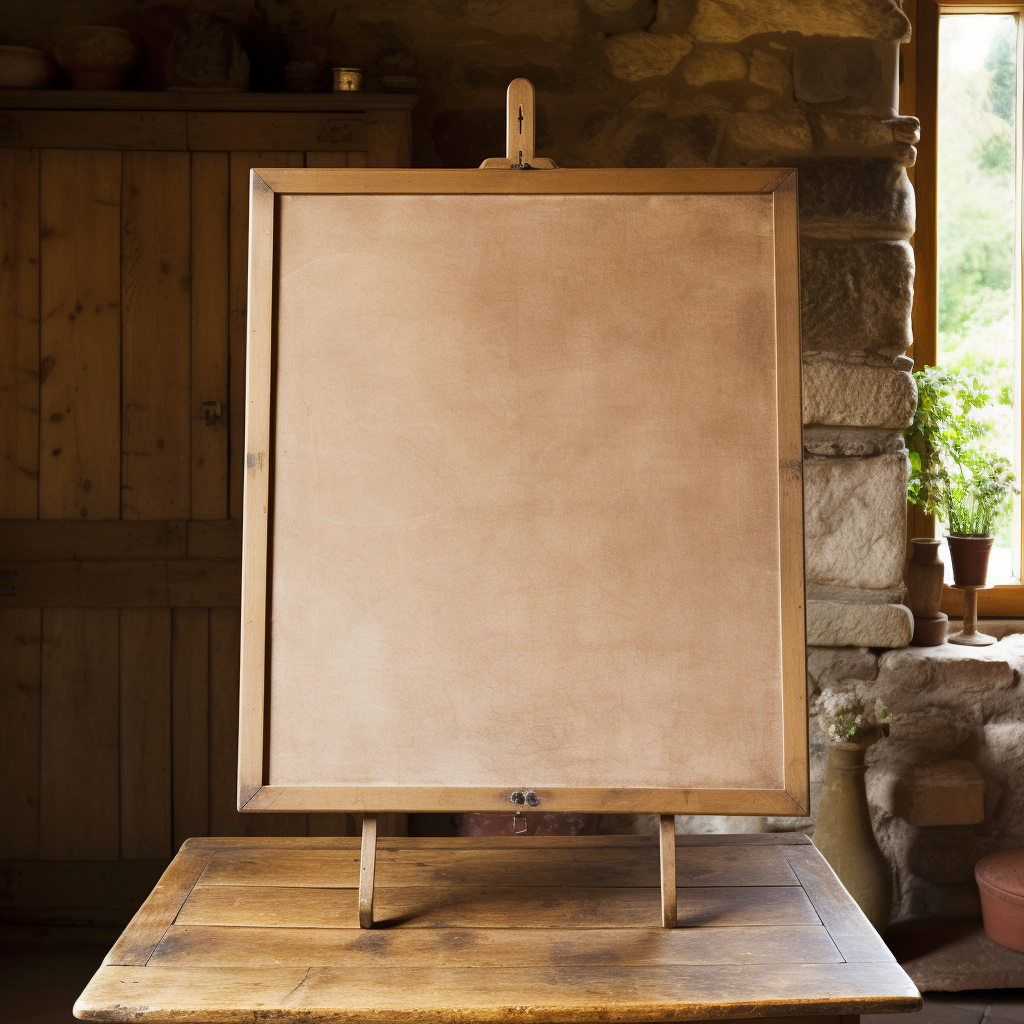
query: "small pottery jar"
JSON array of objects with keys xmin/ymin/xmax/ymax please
[
  {"xmin": 946, "ymin": 534, "xmax": 994, "ymax": 587},
  {"xmin": 55, "ymin": 26, "xmax": 139, "ymax": 90},
  {"xmin": 0, "ymin": 46, "xmax": 57, "ymax": 89},
  {"xmin": 813, "ymin": 743, "xmax": 893, "ymax": 932},
  {"xmin": 333, "ymin": 67, "xmax": 363, "ymax": 91},
  {"xmin": 906, "ymin": 538, "xmax": 947, "ymax": 646}
]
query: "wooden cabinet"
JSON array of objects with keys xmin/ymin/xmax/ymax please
[{"xmin": 0, "ymin": 92, "xmax": 414, "ymax": 897}]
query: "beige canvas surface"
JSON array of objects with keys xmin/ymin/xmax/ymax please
[{"xmin": 267, "ymin": 191, "xmax": 785, "ymax": 792}]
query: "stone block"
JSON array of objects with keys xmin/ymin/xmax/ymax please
[
  {"xmin": 806, "ymin": 598, "xmax": 912, "ymax": 648},
  {"xmin": 804, "ymin": 452, "xmax": 909, "ymax": 590},
  {"xmin": 801, "ymin": 240, "xmax": 914, "ymax": 360},
  {"xmin": 806, "ymin": 646, "xmax": 880, "ymax": 690},
  {"xmin": 604, "ymin": 31, "xmax": 692, "ymax": 80},
  {"xmin": 793, "ymin": 38, "xmax": 880, "ymax": 103},
  {"xmin": 907, "ymin": 828, "xmax": 994, "ymax": 884},
  {"xmin": 883, "ymin": 116, "xmax": 921, "ymax": 144},
  {"xmin": 687, "ymin": 0, "xmax": 911, "ymax": 43},
  {"xmin": 684, "ymin": 47, "xmax": 746, "ymax": 84},
  {"xmin": 726, "ymin": 109, "xmax": 812, "ymax": 158},
  {"xmin": 803, "ymin": 426, "xmax": 905, "ymax": 458},
  {"xmin": 810, "ymin": 110, "xmax": 896, "ymax": 149},
  {"xmin": 748, "ymin": 49, "xmax": 791, "ymax": 94},
  {"xmin": 895, "ymin": 760, "xmax": 985, "ymax": 826},
  {"xmin": 889, "ymin": 707, "xmax": 974, "ymax": 753},
  {"xmin": 877, "ymin": 644, "xmax": 1018, "ymax": 693},
  {"xmin": 802, "ymin": 361, "xmax": 916, "ymax": 428},
  {"xmin": 584, "ymin": 0, "xmax": 658, "ymax": 33},
  {"xmin": 789, "ymin": 158, "xmax": 915, "ymax": 240}
]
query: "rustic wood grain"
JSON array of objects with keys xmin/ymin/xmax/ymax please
[
  {"xmin": 208, "ymin": 607, "xmax": 305, "ymax": 838},
  {"xmin": 121, "ymin": 151, "xmax": 191, "ymax": 519},
  {"xmin": 187, "ymin": 520, "xmax": 241, "ymax": 558},
  {"xmin": 190, "ymin": 152, "xmax": 229, "ymax": 520},
  {"xmin": 189, "ymin": 113, "xmax": 366, "ymax": 152},
  {"xmin": 358, "ymin": 814, "xmax": 377, "ymax": 928},
  {"xmin": 0, "ymin": 609, "xmax": 41, "ymax": 857},
  {"xmin": 305, "ymin": 152, "xmax": 350, "ymax": 168},
  {"xmin": 150, "ymin": 923, "xmax": 844, "ymax": 968},
  {"xmin": 228, "ymin": 151, "xmax": 302, "ymax": 520},
  {"xmin": 172, "ymin": 608, "xmax": 209, "ymax": 848},
  {"xmin": 0, "ymin": 148, "xmax": 40, "ymax": 517},
  {"xmin": 39, "ymin": 150, "xmax": 121, "ymax": 520},
  {"xmin": 0, "ymin": 519, "xmax": 187, "ymax": 559},
  {"xmin": 782, "ymin": 845, "xmax": 897, "ymax": 965},
  {"xmin": 0, "ymin": 111, "xmax": 187, "ymax": 149},
  {"xmin": 773, "ymin": 170, "xmax": 809, "ymax": 815},
  {"xmin": 196, "ymin": 843, "xmax": 799, "ymax": 890},
  {"xmin": 176, "ymin": 883, "xmax": 819, "ymax": 930},
  {"xmin": 120, "ymin": 609, "xmax": 173, "ymax": 859},
  {"xmin": 660, "ymin": 814, "xmax": 677, "ymax": 928},
  {"xmin": 76, "ymin": 962, "xmax": 920, "ymax": 1022},
  {"xmin": 104, "ymin": 843, "xmax": 215, "ymax": 968},
  {"xmin": 40, "ymin": 608, "xmax": 119, "ymax": 859},
  {"xmin": 259, "ymin": 167, "xmax": 792, "ymax": 195},
  {"xmin": 366, "ymin": 110, "xmax": 411, "ymax": 166},
  {"xmin": 0, "ymin": 558, "xmax": 240, "ymax": 607}
]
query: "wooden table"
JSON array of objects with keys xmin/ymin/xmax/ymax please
[{"xmin": 75, "ymin": 832, "xmax": 921, "ymax": 1022}]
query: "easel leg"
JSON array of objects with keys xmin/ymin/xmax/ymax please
[
  {"xmin": 659, "ymin": 814, "xmax": 677, "ymax": 928},
  {"xmin": 359, "ymin": 814, "xmax": 377, "ymax": 929}
]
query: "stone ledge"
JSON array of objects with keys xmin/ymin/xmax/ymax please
[
  {"xmin": 802, "ymin": 361, "xmax": 915, "ymax": 428},
  {"xmin": 886, "ymin": 918, "xmax": 1024, "ymax": 992},
  {"xmin": 806, "ymin": 597, "xmax": 912, "ymax": 647}
]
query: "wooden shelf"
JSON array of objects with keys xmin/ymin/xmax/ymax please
[{"xmin": 0, "ymin": 89, "xmax": 418, "ymax": 111}]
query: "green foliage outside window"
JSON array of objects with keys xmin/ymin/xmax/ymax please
[{"xmin": 905, "ymin": 366, "xmax": 1017, "ymax": 536}]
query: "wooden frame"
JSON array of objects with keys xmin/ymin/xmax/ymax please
[
  {"xmin": 908, "ymin": 0, "xmax": 1024, "ymax": 616},
  {"xmin": 238, "ymin": 166, "xmax": 807, "ymax": 818}
]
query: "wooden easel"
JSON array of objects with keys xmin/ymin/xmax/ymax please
[{"xmin": 356, "ymin": 79, "xmax": 677, "ymax": 932}]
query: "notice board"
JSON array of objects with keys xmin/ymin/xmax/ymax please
[{"xmin": 238, "ymin": 168, "xmax": 807, "ymax": 818}]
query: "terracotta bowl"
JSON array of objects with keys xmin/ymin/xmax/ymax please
[
  {"xmin": 976, "ymin": 848, "xmax": 1024, "ymax": 952},
  {"xmin": 0, "ymin": 45, "xmax": 56, "ymax": 89}
]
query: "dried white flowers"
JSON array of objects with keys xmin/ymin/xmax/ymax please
[{"xmin": 813, "ymin": 688, "xmax": 892, "ymax": 746}]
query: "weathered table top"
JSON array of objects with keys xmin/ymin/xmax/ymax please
[{"xmin": 75, "ymin": 832, "xmax": 921, "ymax": 1022}]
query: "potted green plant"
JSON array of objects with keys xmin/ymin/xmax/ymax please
[{"xmin": 905, "ymin": 367, "xmax": 1018, "ymax": 586}]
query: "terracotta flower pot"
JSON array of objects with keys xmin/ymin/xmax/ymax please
[
  {"xmin": 812, "ymin": 743, "xmax": 892, "ymax": 932},
  {"xmin": 976, "ymin": 848, "xmax": 1024, "ymax": 952},
  {"xmin": 55, "ymin": 26, "xmax": 139, "ymax": 90},
  {"xmin": 906, "ymin": 538, "xmax": 947, "ymax": 646},
  {"xmin": 946, "ymin": 535, "xmax": 994, "ymax": 587}
]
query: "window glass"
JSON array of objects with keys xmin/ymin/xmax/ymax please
[{"xmin": 937, "ymin": 13, "xmax": 1019, "ymax": 580}]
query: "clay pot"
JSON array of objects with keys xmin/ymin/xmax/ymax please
[
  {"xmin": 946, "ymin": 535, "xmax": 994, "ymax": 587},
  {"xmin": 0, "ymin": 46, "xmax": 57, "ymax": 89},
  {"xmin": 906, "ymin": 538, "xmax": 947, "ymax": 646},
  {"xmin": 55, "ymin": 26, "xmax": 139, "ymax": 90},
  {"xmin": 813, "ymin": 743, "xmax": 892, "ymax": 932},
  {"xmin": 976, "ymin": 848, "xmax": 1024, "ymax": 952}
]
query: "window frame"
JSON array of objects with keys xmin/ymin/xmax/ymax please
[{"xmin": 906, "ymin": 0, "xmax": 1024, "ymax": 616}]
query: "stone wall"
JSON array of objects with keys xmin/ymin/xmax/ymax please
[
  {"xmin": 811, "ymin": 633, "xmax": 1024, "ymax": 923},
  {"xmin": 5, "ymin": 0, "xmax": 920, "ymax": 649}
]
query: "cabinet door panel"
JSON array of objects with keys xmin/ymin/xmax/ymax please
[
  {"xmin": 39, "ymin": 150, "xmax": 121, "ymax": 520},
  {"xmin": 0, "ymin": 149, "xmax": 40, "ymax": 518},
  {"xmin": 122, "ymin": 151, "xmax": 191, "ymax": 519}
]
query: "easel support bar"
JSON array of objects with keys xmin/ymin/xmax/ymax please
[
  {"xmin": 660, "ymin": 814, "xmax": 677, "ymax": 928},
  {"xmin": 359, "ymin": 814, "xmax": 377, "ymax": 929}
]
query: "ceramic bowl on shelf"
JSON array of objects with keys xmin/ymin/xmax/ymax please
[
  {"xmin": 54, "ymin": 26, "xmax": 139, "ymax": 90},
  {"xmin": 0, "ymin": 45, "xmax": 57, "ymax": 89}
]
